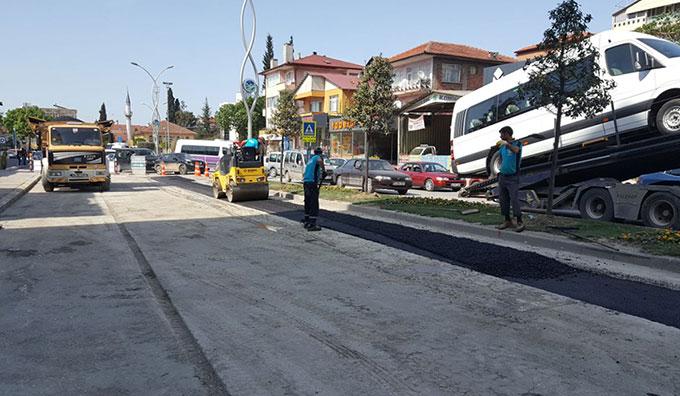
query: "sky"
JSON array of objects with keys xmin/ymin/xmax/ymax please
[{"xmin": 0, "ymin": 0, "xmax": 620, "ymax": 124}]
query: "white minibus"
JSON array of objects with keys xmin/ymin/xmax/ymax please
[
  {"xmin": 451, "ymin": 30, "xmax": 680, "ymax": 177},
  {"xmin": 175, "ymin": 139, "xmax": 233, "ymax": 171}
]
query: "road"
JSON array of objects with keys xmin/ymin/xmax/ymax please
[{"xmin": 1, "ymin": 174, "xmax": 679, "ymax": 395}]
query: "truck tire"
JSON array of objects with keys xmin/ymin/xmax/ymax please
[
  {"xmin": 42, "ymin": 177, "xmax": 54, "ymax": 192},
  {"xmin": 656, "ymin": 99, "xmax": 680, "ymax": 135},
  {"xmin": 641, "ymin": 192, "xmax": 680, "ymax": 229},
  {"xmin": 578, "ymin": 188, "xmax": 614, "ymax": 222},
  {"xmin": 100, "ymin": 180, "xmax": 111, "ymax": 192},
  {"xmin": 486, "ymin": 150, "xmax": 501, "ymax": 177}
]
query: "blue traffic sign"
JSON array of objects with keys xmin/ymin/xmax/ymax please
[{"xmin": 302, "ymin": 121, "xmax": 316, "ymax": 143}]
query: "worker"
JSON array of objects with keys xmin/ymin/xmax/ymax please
[
  {"xmin": 495, "ymin": 126, "xmax": 524, "ymax": 232},
  {"xmin": 302, "ymin": 147, "xmax": 326, "ymax": 231},
  {"xmin": 243, "ymin": 136, "xmax": 266, "ymax": 162}
]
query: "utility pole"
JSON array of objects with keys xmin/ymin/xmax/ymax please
[
  {"xmin": 130, "ymin": 62, "xmax": 174, "ymax": 155},
  {"xmin": 162, "ymin": 81, "xmax": 173, "ymax": 153}
]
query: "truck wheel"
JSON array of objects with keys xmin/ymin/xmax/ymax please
[
  {"xmin": 424, "ymin": 179, "xmax": 435, "ymax": 191},
  {"xmin": 641, "ymin": 192, "xmax": 680, "ymax": 229},
  {"xmin": 579, "ymin": 188, "xmax": 614, "ymax": 222},
  {"xmin": 486, "ymin": 150, "xmax": 501, "ymax": 178},
  {"xmin": 656, "ymin": 99, "xmax": 680, "ymax": 135},
  {"xmin": 42, "ymin": 177, "xmax": 54, "ymax": 192},
  {"xmin": 101, "ymin": 180, "xmax": 111, "ymax": 192}
]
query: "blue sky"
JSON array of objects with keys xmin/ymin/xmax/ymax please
[{"xmin": 0, "ymin": 0, "xmax": 617, "ymax": 124}]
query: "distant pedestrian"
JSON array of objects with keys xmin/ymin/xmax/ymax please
[
  {"xmin": 495, "ymin": 126, "xmax": 524, "ymax": 232},
  {"xmin": 19, "ymin": 147, "xmax": 26, "ymax": 166},
  {"xmin": 302, "ymin": 147, "xmax": 326, "ymax": 232}
]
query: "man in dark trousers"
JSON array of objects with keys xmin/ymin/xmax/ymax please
[
  {"xmin": 496, "ymin": 126, "xmax": 525, "ymax": 232},
  {"xmin": 302, "ymin": 147, "xmax": 326, "ymax": 231}
]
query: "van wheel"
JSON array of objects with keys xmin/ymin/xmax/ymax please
[
  {"xmin": 486, "ymin": 150, "xmax": 501, "ymax": 178},
  {"xmin": 578, "ymin": 188, "xmax": 614, "ymax": 222},
  {"xmin": 336, "ymin": 175, "xmax": 344, "ymax": 188},
  {"xmin": 641, "ymin": 192, "xmax": 680, "ymax": 229},
  {"xmin": 285, "ymin": 171, "xmax": 291, "ymax": 183},
  {"xmin": 424, "ymin": 179, "xmax": 435, "ymax": 191},
  {"xmin": 268, "ymin": 167, "xmax": 277, "ymax": 178},
  {"xmin": 657, "ymin": 99, "xmax": 680, "ymax": 135}
]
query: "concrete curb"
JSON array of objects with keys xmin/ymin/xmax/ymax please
[{"xmin": 0, "ymin": 173, "xmax": 41, "ymax": 214}]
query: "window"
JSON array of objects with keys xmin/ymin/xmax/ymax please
[
  {"xmin": 311, "ymin": 101, "xmax": 321, "ymax": 112},
  {"xmin": 639, "ymin": 38, "xmax": 680, "ymax": 58},
  {"xmin": 464, "ymin": 97, "xmax": 497, "ymax": 134},
  {"xmin": 469, "ymin": 65, "xmax": 478, "ymax": 75},
  {"xmin": 442, "ymin": 64, "xmax": 461, "ymax": 83},
  {"xmin": 285, "ymin": 71, "xmax": 294, "ymax": 85},
  {"xmin": 606, "ymin": 44, "xmax": 657, "ymax": 76},
  {"xmin": 497, "ymin": 88, "xmax": 532, "ymax": 120},
  {"xmin": 266, "ymin": 73, "xmax": 280, "ymax": 88},
  {"xmin": 412, "ymin": 165, "xmax": 422, "ymax": 172},
  {"xmin": 266, "ymin": 96, "xmax": 279, "ymax": 109},
  {"xmin": 406, "ymin": 67, "xmax": 413, "ymax": 81},
  {"xmin": 329, "ymin": 95, "xmax": 339, "ymax": 113}
]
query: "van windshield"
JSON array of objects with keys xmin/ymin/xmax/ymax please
[{"xmin": 639, "ymin": 38, "xmax": 680, "ymax": 58}]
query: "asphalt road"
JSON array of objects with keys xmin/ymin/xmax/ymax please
[{"xmin": 2, "ymin": 174, "xmax": 679, "ymax": 395}]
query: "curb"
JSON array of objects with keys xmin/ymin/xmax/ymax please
[{"xmin": 0, "ymin": 173, "xmax": 41, "ymax": 214}]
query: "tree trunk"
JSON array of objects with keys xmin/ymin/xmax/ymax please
[
  {"xmin": 546, "ymin": 109, "xmax": 563, "ymax": 216},
  {"xmin": 363, "ymin": 131, "xmax": 369, "ymax": 192},
  {"xmin": 279, "ymin": 136, "xmax": 284, "ymax": 183}
]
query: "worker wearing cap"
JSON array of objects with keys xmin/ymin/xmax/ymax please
[{"xmin": 302, "ymin": 147, "xmax": 326, "ymax": 231}]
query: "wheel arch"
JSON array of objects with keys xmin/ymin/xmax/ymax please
[{"xmin": 649, "ymin": 88, "xmax": 680, "ymax": 129}]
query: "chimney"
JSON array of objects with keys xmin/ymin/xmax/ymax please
[
  {"xmin": 313, "ymin": 51, "xmax": 317, "ymax": 55},
  {"xmin": 283, "ymin": 43, "xmax": 294, "ymax": 63},
  {"xmin": 270, "ymin": 58, "xmax": 278, "ymax": 68}
]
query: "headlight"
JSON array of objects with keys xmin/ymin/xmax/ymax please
[
  {"xmin": 48, "ymin": 171, "xmax": 62, "ymax": 176},
  {"xmin": 436, "ymin": 177, "xmax": 448, "ymax": 181},
  {"xmin": 374, "ymin": 176, "xmax": 391, "ymax": 181}
]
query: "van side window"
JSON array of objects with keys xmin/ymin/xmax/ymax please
[
  {"xmin": 498, "ymin": 88, "xmax": 531, "ymax": 120},
  {"xmin": 606, "ymin": 44, "xmax": 636, "ymax": 76},
  {"xmin": 465, "ymin": 97, "xmax": 498, "ymax": 134}
]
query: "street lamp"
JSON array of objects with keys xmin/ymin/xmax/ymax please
[
  {"xmin": 162, "ymin": 81, "xmax": 173, "ymax": 153},
  {"xmin": 130, "ymin": 62, "xmax": 174, "ymax": 154}
]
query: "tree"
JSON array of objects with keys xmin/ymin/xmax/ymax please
[
  {"xmin": 637, "ymin": 12, "xmax": 680, "ymax": 44},
  {"xmin": 167, "ymin": 88, "xmax": 176, "ymax": 123},
  {"xmin": 215, "ymin": 103, "xmax": 238, "ymax": 140},
  {"xmin": 174, "ymin": 101, "xmax": 197, "ymax": 129},
  {"xmin": 98, "ymin": 103, "xmax": 107, "ymax": 121},
  {"xmin": 346, "ymin": 56, "xmax": 396, "ymax": 192},
  {"xmin": 200, "ymin": 98, "xmax": 212, "ymax": 138},
  {"xmin": 216, "ymin": 97, "xmax": 266, "ymax": 141},
  {"xmin": 262, "ymin": 34, "xmax": 274, "ymax": 89},
  {"xmin": 271, "ymin": 89, "xmax": 301, "ymax": 182},
  {"xmin": 3, "ymin": 106, "xmax": 48, "ymax": 147},
  {"xmin": 521, "ymin": 0, "xmax": 615, "ymax": 215},
  {"xmin": 173, "ymin": 98, "xmax": 181, "ymax": 120}
]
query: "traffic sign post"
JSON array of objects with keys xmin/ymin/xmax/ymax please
[{"xmin": 302, "ymin": 121, "xmax": 316, "ymax": 144}]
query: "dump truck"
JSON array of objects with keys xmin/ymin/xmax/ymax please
[{"xmin": 29, "ymin": 117, "xmax": 114, "ymax": 192}]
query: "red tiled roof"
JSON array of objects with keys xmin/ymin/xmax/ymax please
[
  {"xmin": 515, "ymin": 33, "xmax": 593, "ymax": 56},
  {"xmin": 311, "ymin": 72, "xmax": 359, "ymax": 90},
  {"xmin": 263, "ymin": 54, "xmax": 363, "ymax": 74},
  {"xmin": 390, "ymin": 41, "xmax": 516, "ymax": 64}
]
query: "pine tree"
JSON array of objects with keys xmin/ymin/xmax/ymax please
[
  {"xmin": 167, "ymin": 88, "xmax": 176, "ymax": 123},
  {"xmin": 98, "ymin": 103, "xmax": 107, "ymax": 121},
  {"xmin": 201, "ymin": 98, "xmax": 212, "ymax": 137}
]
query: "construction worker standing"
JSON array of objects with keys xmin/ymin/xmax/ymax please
[{"xmin": 302, "ymin": 147, "xmax": 326, "ymax": 231}]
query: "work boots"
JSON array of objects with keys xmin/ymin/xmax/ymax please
[{"xmin": 496, "ymin": 220, "xmax": 514, "ymax": 230}]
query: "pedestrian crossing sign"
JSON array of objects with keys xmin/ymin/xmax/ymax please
[{"xmin": 302, "ymin": 121, "xmax": 316, "ymax": 143}]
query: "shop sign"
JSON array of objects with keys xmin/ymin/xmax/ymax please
[
  {"xmin": 329, "ymin": 118, "xmax": 357, "ymax": 132},
  {"xmin": 408, "ymin": 115, "xmax": 426, "ymax": 131}
]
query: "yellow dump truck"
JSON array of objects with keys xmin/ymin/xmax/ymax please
[{"xmin": 29, "ymin": 117, "xmax": 113, "ymax": 192}]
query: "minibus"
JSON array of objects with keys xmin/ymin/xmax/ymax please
[{"xmin": 175, "ymin": 139, "xmax": 232, "ymax": 171}]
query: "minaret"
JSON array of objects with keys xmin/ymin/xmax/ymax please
[{"xmin": 124, "ymin": 89, "xmax": 133, "ymax": 143}]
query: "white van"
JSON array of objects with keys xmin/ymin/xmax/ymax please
[
  {"xmin": 450, "ymin": 30, "xmax": 680, "ymax": 177},
  {"xmin": 174, "ymin": 139, "xmax": 232, "ymax": 171}
]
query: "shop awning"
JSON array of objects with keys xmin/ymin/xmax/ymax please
[{"xmin": 399, "ymin": 90, "xmax": 471, "ymax": 115}]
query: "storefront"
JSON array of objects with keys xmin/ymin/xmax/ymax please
[{"xmin": 329, "ymin": 117, "xmax": 397, "ymax": 162}]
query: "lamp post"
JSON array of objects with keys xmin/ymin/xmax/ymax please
[
  {"xmin": 240, "ymin": 0, "xmax": 259, "ymax": 139},
  {"xmin": 130, "ymin": 62, "xmax": 174, "ymax": 154},
  {"xmin": 162, "ymin": 81, "xmax": 173, "ymax": 153}
]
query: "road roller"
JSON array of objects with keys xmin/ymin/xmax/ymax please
[{"xmin": 212, "ymin": 145, "xmax": 269, "ymax": 202}]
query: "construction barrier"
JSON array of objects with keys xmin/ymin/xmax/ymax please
[
  {"xmin": 161, "ymin": 162, "xmax": 167, "ymax": 176},
  {"xmin": 194, "ymin": 162, "xmax": 201, "ymax": 176},
  {"xmin": 205, "ymin": 166, "xmax": 210, "ymax": 178}
]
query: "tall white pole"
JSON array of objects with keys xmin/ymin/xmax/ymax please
[{"xmin": 240, "ymin": 0, "xmax": 259, "ymax": 139}]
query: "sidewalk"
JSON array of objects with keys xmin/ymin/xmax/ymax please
[{"xmin": 0, "ymin": 167, "xmax": 41, "ymax": 213}]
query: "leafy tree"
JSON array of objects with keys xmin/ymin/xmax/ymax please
[
  {"xmin": 174, "ymin": 101, "xmax": 197, "ymax": 129},
  {"xmin": 167, "ymin": 88, "xmax": 176, "ymax": 123},
  {"xmin": 98, "ymin": 103, "xmax": 107, "ymax": 121},
  {"xmin": 521, "ymin": 0, "xmax": 615, "ymax": 216},
  {"xmin": 173, "ymin": 98, "xmax": 181, "ymax": 120},
  {"xmin": 271, "ymin": 89, "xmax": 301, "ymax": 182},
  {"xmin": 636, "ymin": 12, "xmax": 680, "ymax": 44},
  {"xmin": 215, "ymin": 103, "xmax": 238, "ymax": 140},
  {"xmin": 216, "ymin": 97, "xmax": 265, "ymax": 141},
  {"xmin": 3, "ymin": 106, "xmax": 48, "ymax": 146},
  {"xmin": 346, "ymin": 56, "xmax": 396, "ymax": 192},
  {"xmin": 200, "ymin": 98, "xmax": 212, "ymax": 138},
  {"xmin": 262, "ymin": 34, "xmax": 274, "ymax": 89}
]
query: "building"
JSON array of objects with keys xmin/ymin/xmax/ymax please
[
  {"xmin": 613, "ymin": 0, "xmax": 680, "ymax": 31},
  {"xmin": 110, "ymin": 121, "xmax": 197, "ymax": 148},
  {"xmin": 262, "ymin": 42, "xmax": 363, "ymax": 131},
  {"xmin": 389, "ymin": 42, "xmax": 515, "ymax": 163},
  {"xmin": 293, "ymin": 73, "xmax": 360, "ymax": 158}
]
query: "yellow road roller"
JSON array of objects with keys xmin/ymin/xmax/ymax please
[{"xmin": 212, "ymin": 146, "xmax": 269, "ymax": 202}]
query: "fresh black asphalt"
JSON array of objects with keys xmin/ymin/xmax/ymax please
[{"xmin": 161, "ymin": 176, "xmax": 680, "ymax": 329}]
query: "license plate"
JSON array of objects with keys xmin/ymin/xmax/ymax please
[
  {"xmin": 393, "ymin": 181, "xmax": 405, "ymax": 186},
  {"xmin": 450, "ymin": 183, "xmax": 462, "ymax": 188}
]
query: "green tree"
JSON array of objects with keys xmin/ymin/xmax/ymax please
[
  {"xmin": 346, "ymin": 56, "xmax": 396, "ymax": 192},
  {"xmin": 636, "ymin": 12, "xmax": 680, "ymax": 44},
  {"xmin": 98, "ymin": 102, "xmax": 107, "ymax": 121},
  {"xmin": 271, "ymin": 89, "xmax": 301, "ymax": 182},
  {"xmin": 215, "ymin": 103, "xmax": 238, "ymax": 140},
  {"xmin": 167, "ymin": 88, "xmax": 177, "ymax": 123},
  {"xmin": 174, "ymin": 101, "xmax": 197, "ymax": 129},
  {"xmin": 173, "ymin": 98, "xmax": 181, "ymax": 121},
  {"xmin": 262, "ymin": 34, "xmax": 275, "ymax": 89},
  {"xmin": 200, "ymin": 98, "xmax": 212, "ymax": 138},
  {"xmin": 3, "ymin": 106, "xmax": 48, "ymax": 146},
  {"xmin": 521, "ymin": 0, "xmax": 615, "ymax": 215},
  {"xmin": 216, "ymin": 97, "xmax": 265, "ymax": 141}
]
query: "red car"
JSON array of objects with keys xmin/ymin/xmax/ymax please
[{"xmin": 400, "ymin": 161, "xmax": 464, "ymax": 191}]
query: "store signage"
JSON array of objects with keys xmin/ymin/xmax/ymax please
[
  {"xmin": 329, "ymin": 119, "xmax": 357, "ymax": 132},
  {"xmin": 408, "ymin": 115, "xmax": 426, "ymax": 131}
]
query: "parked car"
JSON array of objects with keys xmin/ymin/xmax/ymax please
[
  {"xmin": 114, "ymin": 148, "xmax": 157, "ymax": 172},
  {"xmin": 324, "ymin": 158, "xmax": 346, "ymax": 183},
  {"xmin": 639, "ymin": 169, "xmax": 680, "ymax": 186},
  {"xmin": 154, "ymin": 153, "xmax": 206, "ymax": 175},
  {"xmin": 333, "ymin": 159, "xmax": 412, "ymax": 194},
  {"xmin": 400, "ymin": 161, "xmax": 464, "ymax": 191},
  {"xmin": 265, "ymin": 151, "xmax": 282, "ymax": 177}
]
